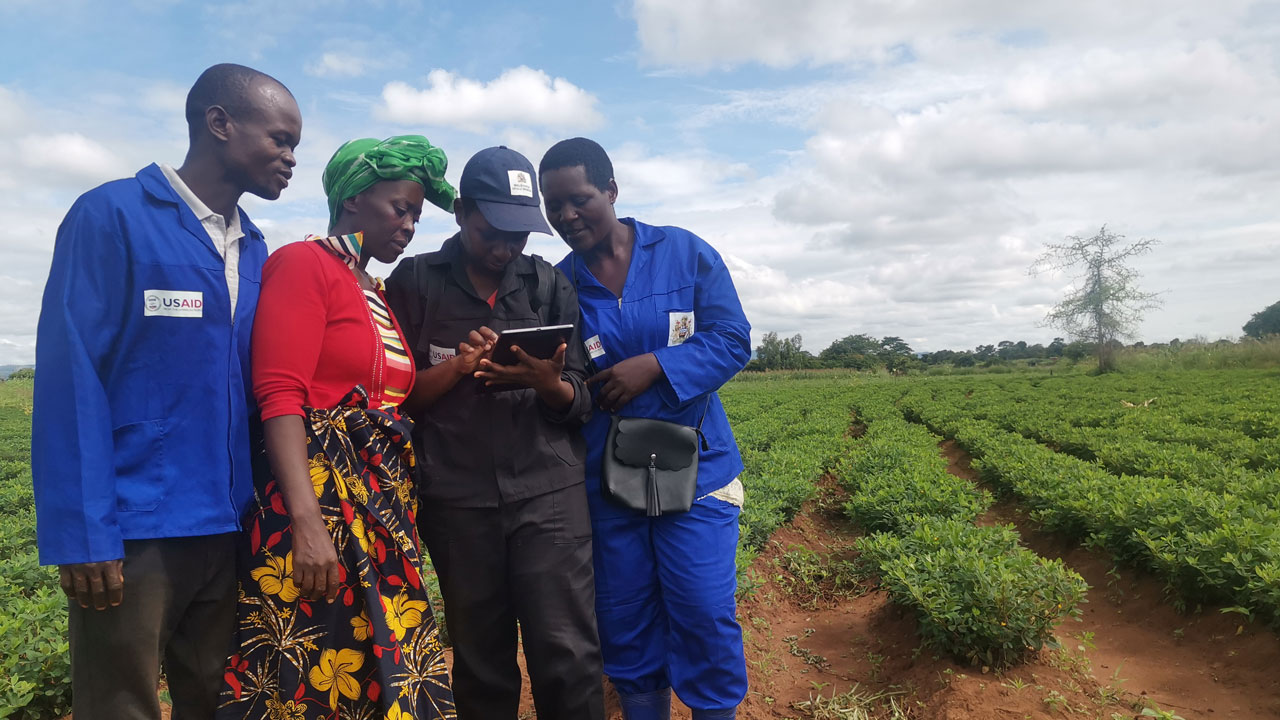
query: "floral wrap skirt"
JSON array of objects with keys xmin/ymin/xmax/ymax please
[{"xmin": 218, "ymin": 388, "xmax": 455, "ymax": 720}]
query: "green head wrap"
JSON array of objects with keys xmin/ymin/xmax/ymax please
[{"xmin": 322, "ymin": 135, "xmax": 457, "ymax": 228}]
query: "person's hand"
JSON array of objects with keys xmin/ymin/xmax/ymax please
[
  {"xmin": 588, "ymin": 353, "xmax": 663, "ymax": 412},
  {"xmin": 292, "ymin": 520, "xmax": 341, "ymax": 603},
  {"xmin": 475, "ymin": 343, "xmax": 567, "ymax": 393},
  {"xmin": 454, "ymin": 327, "xmax": 499, "ymax": 376},
  {"xmin": 59, "ymin": 560, "xmax": 124, "ymax": 610}
]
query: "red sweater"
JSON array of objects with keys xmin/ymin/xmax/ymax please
[{"xmin": 253, "ymin": 241, "xmax": 415, "ymax": 420}]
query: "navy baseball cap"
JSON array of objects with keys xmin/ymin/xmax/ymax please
[{"xmin": 459, "ymin": 146, "xmax": 552, "ymax": 235}]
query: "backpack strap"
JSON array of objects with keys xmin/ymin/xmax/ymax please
[
  {"xmin": 412, "ymin": 255, "xmax": 448, "ymax": 337},
  {"xmin": 528, "ymin": 253, "xmax": 556, "ymax": 325}
]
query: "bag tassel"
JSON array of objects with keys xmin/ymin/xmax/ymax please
[{"xmin": 646, "ymin": 453, "xmax": 660, "ymax": 517}]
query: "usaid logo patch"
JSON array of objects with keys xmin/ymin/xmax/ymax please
[
  {"xmin": 507, "ymin": 170, "xmax": 534, "ymax": 198},
  {"xmin": 584, "ymin": 335, "xmax": 605, "ymax": 360},
  {"xmin": 143, "ymin": 290, "xmax": 203, "ymax": 318},
  {"xmin": 428, "ymin": 343, "xmax": 457, "ymax": 366}
]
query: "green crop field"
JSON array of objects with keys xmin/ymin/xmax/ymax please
[
  {"xmin": 0, "ymin": 378, "xmax": 70, "ymax": 719},
  {"xmin": 3, "ymin": 368, "xmax": 1279, "ymax": 717}
]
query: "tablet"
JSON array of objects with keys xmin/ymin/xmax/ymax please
[{"xmin": 490, "ymin": 324, "xmax": 574, "ymax": 366}]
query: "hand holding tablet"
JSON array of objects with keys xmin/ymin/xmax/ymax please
[{"xmin": 477, "ymin": 324, "xmax": 575, "ymax": 393}]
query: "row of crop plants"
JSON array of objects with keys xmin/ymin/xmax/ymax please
[
  {"xmin": 897, "ymin": 386, "xmax": 1280, "ymax": 627},
  {"xmin": 919, "ymin": 371, "xmax": 1280, "ymax": 468},
  {"xmin": 0, "ymin": 378, "xmax": 70, "ymax": 719},
  {"xmin": 837, "ymin": 383, "xmax": 1088, "ymax": 668},
  {"xmin": 912, "ymin": 374, "xmax": 1280, "ymax": 508},
  {"xmin": 722, "ymin": 379, "xmax": 862, "ymax": 576}
]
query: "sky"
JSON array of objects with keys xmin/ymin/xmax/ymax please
[{"xmin": 1, "ymin": 0, "xmax": 1278, "ymax": 365}]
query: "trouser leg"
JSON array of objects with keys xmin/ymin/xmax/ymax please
[
  {"xmin": 68, "ymin": 539, "xmax": 173, "ymax": 720},
  {"xmin": 509, "ymin": 484, "xmax": 604, "ymax": 720},
  {"xmin": 654, "ymin": 497, "xmax": 747, "ymax": 712},
  {"xmin": 589, "ymin": 510, "xmax": 667, "ymax": 696},
  {"xmin": 163, "ymin": 533, "xmax": 237, "ymax": 720},
  {"xmin": 420, "ymin": 505, "xmax": 521, "ymax": 719},
  {"xmin": 617, "ymin": 688, "xmax": 672, "ymax": 720}
]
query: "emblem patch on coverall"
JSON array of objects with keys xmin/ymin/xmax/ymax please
[{"xmin": 667, "ymin": 312, "xmax": 694, "ymax": 346}]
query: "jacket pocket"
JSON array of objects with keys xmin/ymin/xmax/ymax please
[
  {"xmin": 544, "ymin": 430, "xmax": 583, "ymax": 468},
  {"xmin": 650, "ymin": 285, "xmax": 696, "ymax": 347},
  {"xmin": 113, "ymin": 420, "xmax": 168, "ymax": 512}
]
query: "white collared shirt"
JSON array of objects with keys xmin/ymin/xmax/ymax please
[{"xmin": 160, "ymin": 164, "xmax": 244, "ymax": 317}]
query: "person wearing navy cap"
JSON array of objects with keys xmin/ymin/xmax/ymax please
[{"xmin": 384, "ymin": 146, "xmax": 604, "ymax": 720}]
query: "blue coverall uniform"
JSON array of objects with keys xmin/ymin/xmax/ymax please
[
  {"xmin": 557, "ymin": 218, "xmax": 752, "ymax": 713},
  {"xmin": 33, "ymin": 163, "xmax": 263, "ymax": 565}
]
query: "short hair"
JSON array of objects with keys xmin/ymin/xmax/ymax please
[
  {"xmin": 185, "ymin": 63, "xmax": 290, "ymax": 141},
  {"xmin": 539, "ymin": 137, "xmax": 614, "ymax": 192},
  {"xmin": 459, "ymin": 197, "xmax": 479, "ymax": 216}
]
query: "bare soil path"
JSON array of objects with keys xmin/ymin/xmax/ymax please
[
  {"xmin": 942, "ymin": 439, "xmax": 1280, "ymax": 720},
  {"xmin": 729, "ymin": 477, "xmax": 1137, "ymax": 720}
]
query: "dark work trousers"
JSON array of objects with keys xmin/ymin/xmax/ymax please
[
  {"xmin": 68, "ymin": 533, "xmax": 237, "ymax": 720},
  {"xmin": 420, "ymin": 483, "xmax": 605, "ymax": 720}
]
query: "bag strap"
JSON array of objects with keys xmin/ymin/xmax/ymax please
[
  {"xmin": 414, "ymin": 255, "xmax": 447, "ymax": 332},
  {"xmin": 694, "ymin": 396, "xmax": 712, "ymax": 451},
  {"xmin": 528, "ymin": 253, "xmax": 555, "ymax": 324}
]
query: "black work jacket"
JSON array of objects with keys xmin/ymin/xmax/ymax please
[{"xmin": 384, "ymin": 234, "xmax": 591, "ymax": 507}]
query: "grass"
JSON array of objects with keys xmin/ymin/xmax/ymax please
[
  {"xmin": 792, "ymin": 685, "xmax": 912, "ymax": 719},
  {"xmin": 1115, "ymin": 336, "xmax": 1280, "ymax": 371}
]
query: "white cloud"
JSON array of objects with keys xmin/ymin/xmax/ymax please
[
  {"xmin": 376, "ymin": 67, "xmax": 604, "ymax": 133},
  {"xmin": 631, "ymin": 0, "xmax": 1260, "ymax": 70},
  {"xmin": 17, "ymin": 133, "xmax": 128, "ymax": 184},
  {"xmin": 305, "ymin": 52, "xmax": 372, "ymax": 79},
  {"xmin": 612, "ymin": 144, "xmax": 754, "ymax": 208}
]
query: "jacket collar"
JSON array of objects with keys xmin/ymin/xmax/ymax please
[
  {"xmin": 623, "ymin": 217, "xmax": 665, "ymax": 247},
  {"xmin": 136, "ymin": 163, "xmax": 265, "ymax": 244},
  {"xmin": 568, "ymin": 217, "xmax": 663, "ymax": 287}
]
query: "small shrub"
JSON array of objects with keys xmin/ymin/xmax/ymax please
[{"xmin": 858, "ymin": 518, "xmax": 1088, "ymax": 668}]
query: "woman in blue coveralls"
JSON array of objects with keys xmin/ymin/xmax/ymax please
[{"xmin": 539, "ymin": 138, "xmax": 752, "ymax": 720}]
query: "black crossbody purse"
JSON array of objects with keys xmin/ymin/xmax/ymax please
[{"xmin": 600, "ymin": 400, "xmax": 710, "ymax": 516}]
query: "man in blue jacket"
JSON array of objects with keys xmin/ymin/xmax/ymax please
[{"xmin": 31, "ymin": 63, "xmax": 301, "ymax": 720}]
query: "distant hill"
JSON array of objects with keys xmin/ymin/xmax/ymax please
[{"xmin": 0, "ymin": 365, "xmax": 33, "ymax": 380}]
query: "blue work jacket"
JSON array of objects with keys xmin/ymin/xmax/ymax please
[
  {"xmin": 31, "ymin": 164, "xmax": 265, "ymax": 565},
  {"xmin": 557, "ymin": 219, "xmax": 751, "ymax": 517}
]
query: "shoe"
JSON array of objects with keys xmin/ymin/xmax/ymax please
[{"xmin": 617, "ymin": 687, "xmax": 671, "ymax": 720}]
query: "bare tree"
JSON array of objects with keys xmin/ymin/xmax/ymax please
[{"xmin": 1031, "ymin": 226, "xmax": 1162, "ymax": 372}]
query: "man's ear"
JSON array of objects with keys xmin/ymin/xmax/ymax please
[
  {"xmin": 206, "ymin": 105, "xmax": 232, "ymax": 143},
  {"xmin": 607, "ymin": 178, "xmax": 619, "ymax": 205},
  {"xmin": 453, "ymin": 197, "xmax": 465, "ymax": 228}
]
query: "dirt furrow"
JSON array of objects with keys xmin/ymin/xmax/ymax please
[{"xmin": 941, "ymin": 439, "xmax": 1280, "ymax": 719}]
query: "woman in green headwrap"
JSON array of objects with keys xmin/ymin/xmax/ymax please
[{"xmin": 217, "ymin": 136, "xmax": 458, "ymax": 720}]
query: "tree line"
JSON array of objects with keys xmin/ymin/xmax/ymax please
[{"xmin": 745, "ymin": 332, "xmax": 1097, "ymax": 372}]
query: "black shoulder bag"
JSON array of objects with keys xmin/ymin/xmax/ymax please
[{"xmin": 601, "ymin": 399, "xmax": 710, "ymax": 516}]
